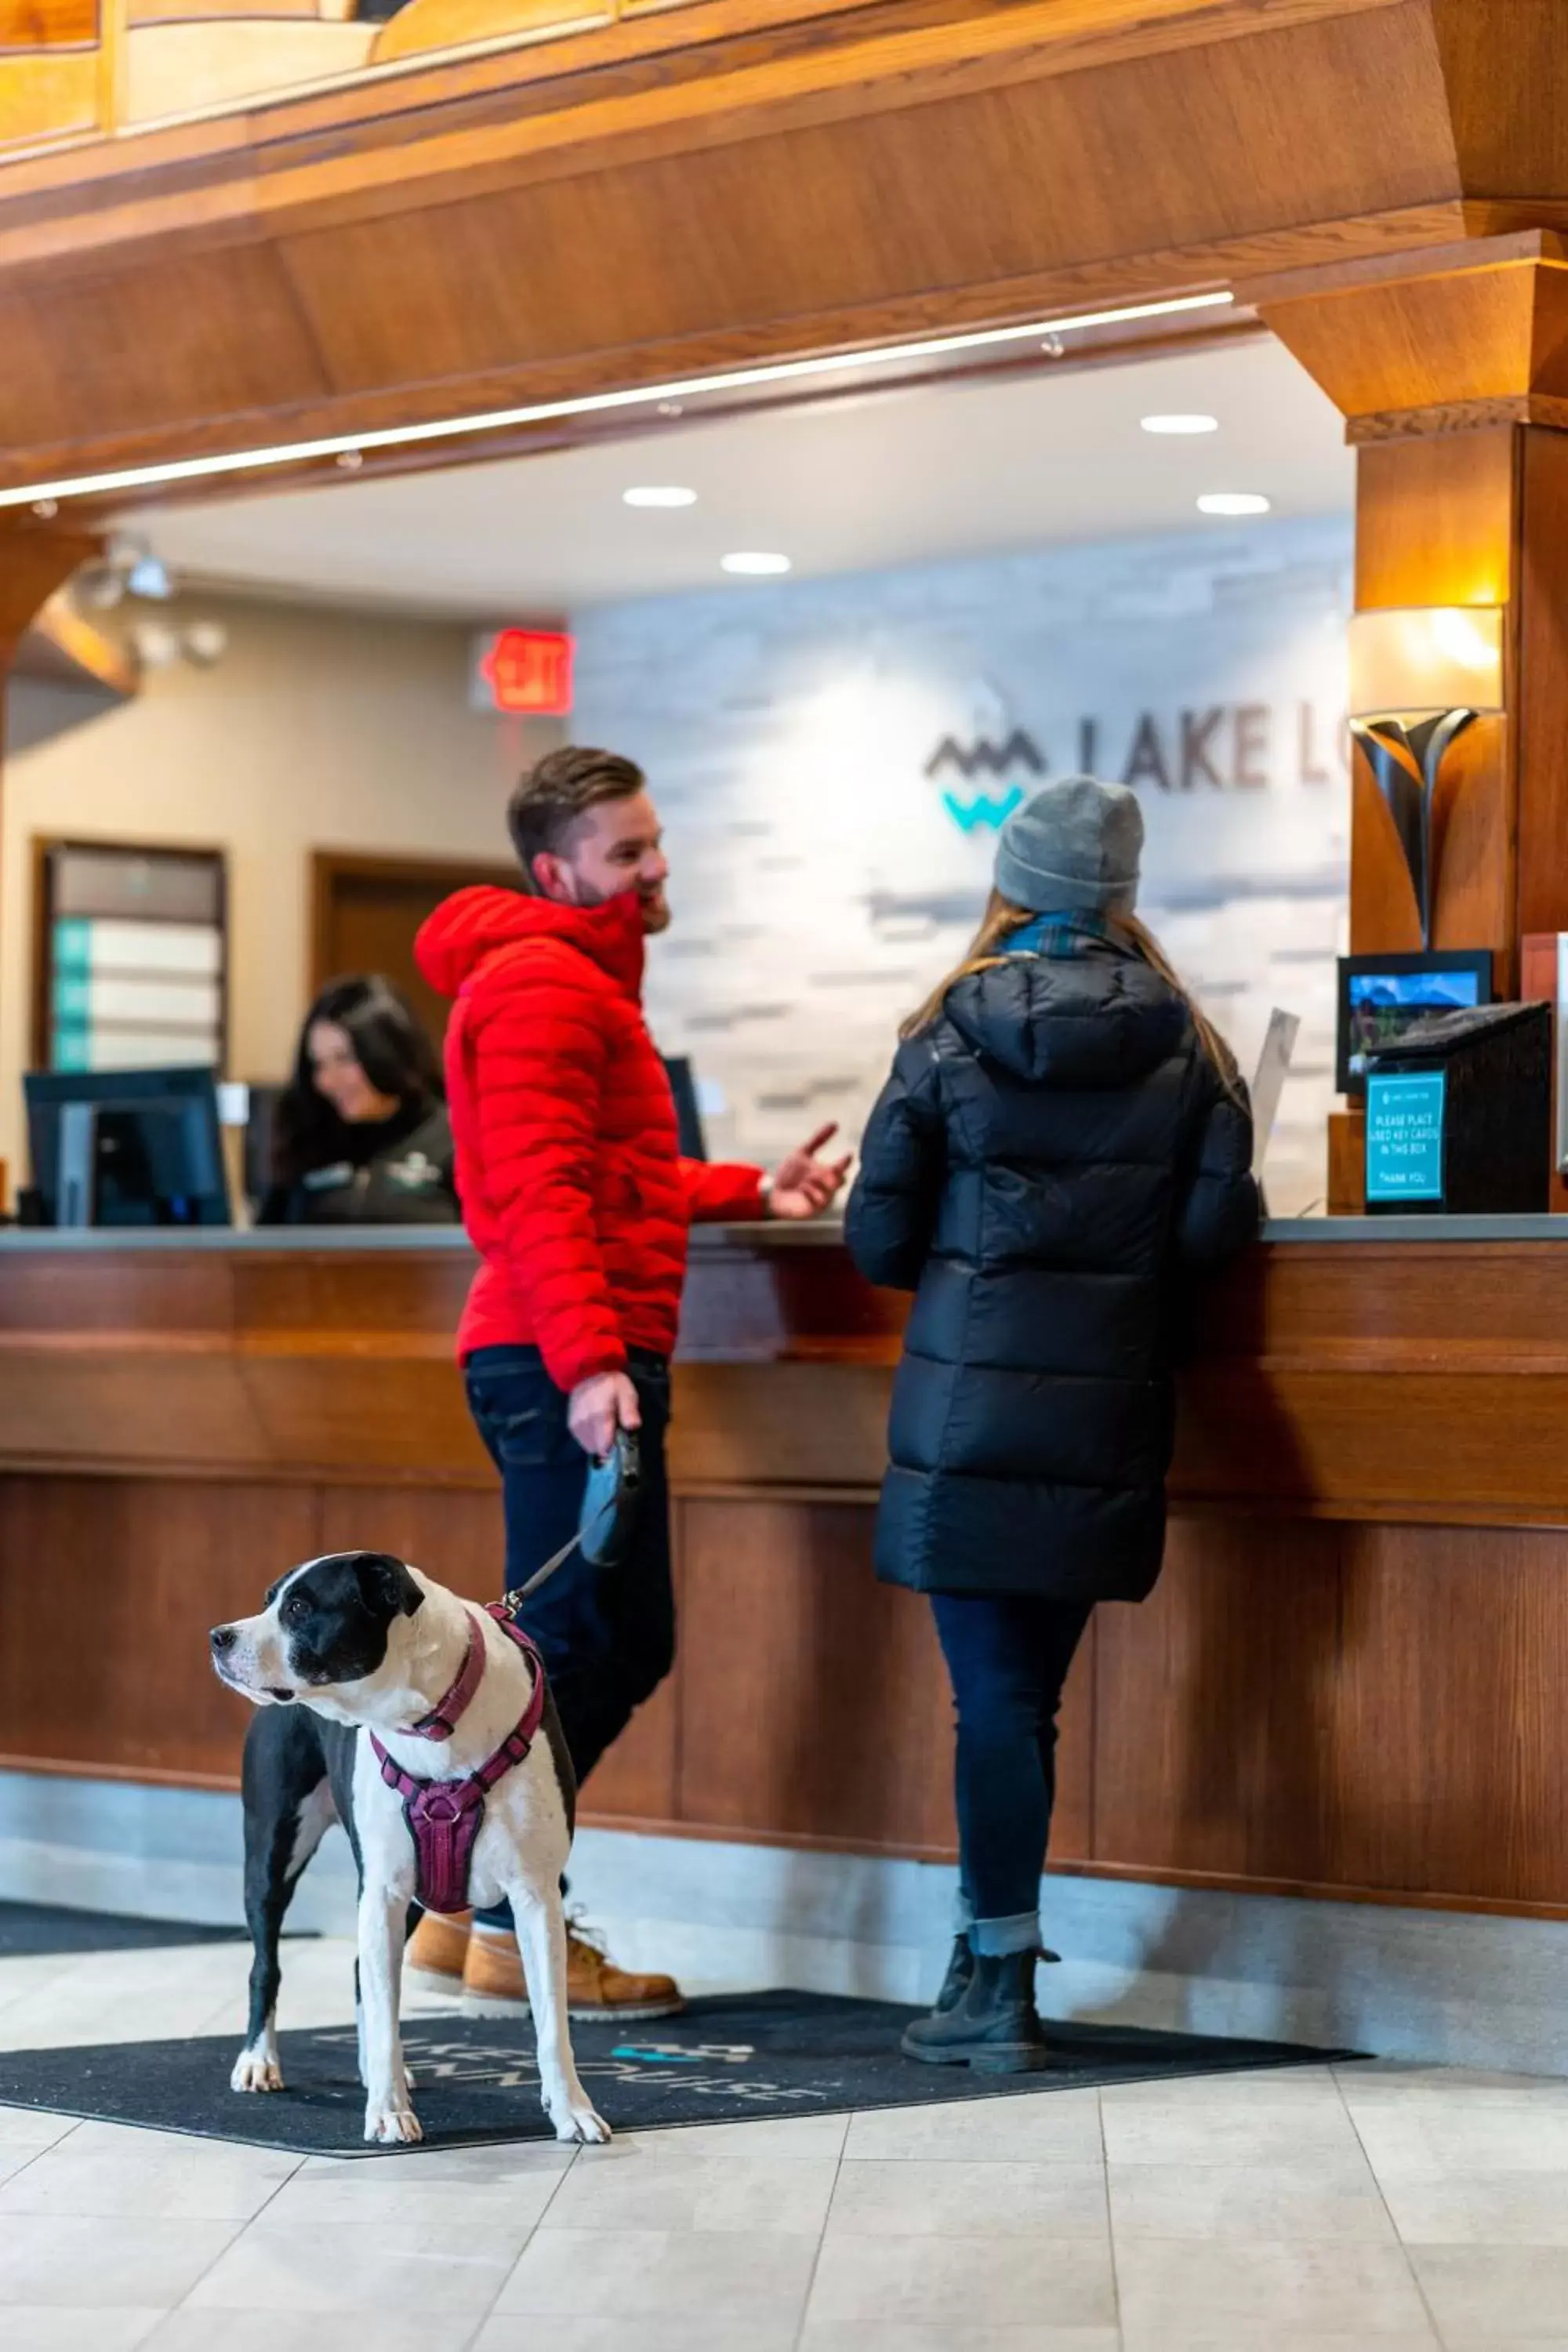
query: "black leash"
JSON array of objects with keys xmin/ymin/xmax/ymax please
[{"xmin": 495, "ymin": 1428, "xmax": 644, "ymax": 1614}]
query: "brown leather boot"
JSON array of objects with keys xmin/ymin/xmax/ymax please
[
  {"xmin": 462, "ymin": 1915, "xmax": 685, "ymax": 2021},
  {"xmin": 405, "ymin": 1907, "xmax": 472, "ymax": 1995}
]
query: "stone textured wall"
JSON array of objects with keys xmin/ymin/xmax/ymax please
[{"xmin": 573, "ymin": 514, "xmax": 1352, "ymax": 1215}]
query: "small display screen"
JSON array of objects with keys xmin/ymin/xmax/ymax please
[
  {"xmin": 1338, "ymin": 953, "xmax": 1492, "ymax": 1096},
  {"xmin": 1366, "ymin": 1069, "xmax": 1446, "ymax": 1206}
]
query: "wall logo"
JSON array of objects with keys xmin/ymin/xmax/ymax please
[
  {"xmin": 927, "ymin": 704, "xmax": 1344, "ymax": 830},
  {"xmin": 925, "ymin": 730, "xmax": 1044, "ymax": 833}
]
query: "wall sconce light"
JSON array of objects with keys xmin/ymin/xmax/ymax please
[{"xmin": 1348, "ymin": 605, "xmax": 1504, "ymax": 949}]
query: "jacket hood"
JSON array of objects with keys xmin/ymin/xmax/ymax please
[
  {"xmin": 942, "ymin": 946, "xmax": 1189, "ymax": 1086},
  {"xmin": 416, "ymin": 884, "xmax": 646, "ymax": 1000}
]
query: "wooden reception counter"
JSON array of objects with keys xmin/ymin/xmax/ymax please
[{"xmin": 1, "ymin": 1220, "xmax": 1565, "ymax": 1922}]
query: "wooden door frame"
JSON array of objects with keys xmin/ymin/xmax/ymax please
[{"xmin": 310, "ymin": 848, "xmax": 520, "ymax": 994}]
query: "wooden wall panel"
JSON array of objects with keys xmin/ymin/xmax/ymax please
[
  {"xmin": 1353, "ymin": 428, "xmax": 1516, "ymax": 609},
  {"xmin": 238, "ymin": 1354, "xmax": 485, "ymax": 1480},
  {"xmin": 668, "ymin": 1494, "xmax": 1092, "ymax": 1864},
  {"xmin": 317, "ymin": 1482, "xmax": 504, "ymax": 1592},
  {"xmin": 669, "ymin": 1361, "xmax": 891, "ymax": 1492},
  {"xmin": 0, "ymin": 1343, "xmax": 260, "ymax": 1470},
  {"xmin": 1331, "ymin": 1523, "xmax": 1568, "ymax": 1907},
  {"xmin": 1091, "ymin": 1520, "xmax": 1346, "ymax": 1889},
  {"xmin": 0, "ymin": 1472, "xmax": 319, "ymax": 1783},
  {"xmin": 6, "ymin": 1237, "xmax": 1568, "ymax": 1915},
  {"xmin": 1514, "ymin": 425, "xmax": 1568, "ymax": 941},
  {"xmin": 673, "ymin": 1497, "xmax": 955, "ymax": 1856}
]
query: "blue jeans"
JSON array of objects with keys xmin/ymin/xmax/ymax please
[
  {"xmin": 929, "ymin": 1592, "xmax": 1094, "ymax": 1958},
  {"xmin": 464, "ymin": 1345, "xmax": 673, "ymax": 1929}
]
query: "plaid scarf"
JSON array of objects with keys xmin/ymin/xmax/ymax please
[{"xmin": 1004, "ymin": 911, "xmax": 1116, "ymax": 960}]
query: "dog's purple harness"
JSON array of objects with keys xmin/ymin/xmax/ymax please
[{"xmin": 369, "ymin": 1606, "xmax": 547, "ymax": 1915}]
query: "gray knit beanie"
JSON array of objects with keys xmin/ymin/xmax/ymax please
[{"xmin": 993, "ymin": 775, "xmax": 1143, "ymax": 916}]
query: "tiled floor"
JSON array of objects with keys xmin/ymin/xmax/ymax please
[{"xmin": 2, "ymin": 1936, "xmax": 1567, "ymax": 2348}]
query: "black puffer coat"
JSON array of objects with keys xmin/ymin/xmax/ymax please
[{"xmin": 845, "ymin": 943, "xmax": 1260, "ymax": 1603}]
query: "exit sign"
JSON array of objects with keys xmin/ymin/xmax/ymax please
[{"xmin": 473, "ymin": 628, "xmax": 575, "ymax": 716}]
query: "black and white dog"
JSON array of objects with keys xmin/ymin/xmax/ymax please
[{"xmin": 210, "ymin": 1549, "xmax": 609, "ymax": 2147}]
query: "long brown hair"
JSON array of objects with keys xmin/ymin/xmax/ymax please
[{"xmin": 901, "ymin": 890, "xmax": 1241, "ymax": 1094}]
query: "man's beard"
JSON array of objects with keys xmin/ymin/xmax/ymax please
[{"xmin": 564, "ymin": 873, "xmax": 670, "ymax": 933}]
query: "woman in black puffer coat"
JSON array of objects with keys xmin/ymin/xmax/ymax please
[{"xmin": 846, "ymin": 776, "xmax": 1260, "ymax": 2072}]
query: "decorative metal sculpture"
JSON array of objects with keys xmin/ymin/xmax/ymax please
[{"xmin": 1351, "ymin": 709, "xmax": 1480, "ymax": 952}]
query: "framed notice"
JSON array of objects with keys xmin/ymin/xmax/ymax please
[
  {"xmin": 1366, "ymin": 1069, "xmax": 1446, "ymax": 1207},
  {"xmin": 32, "ymin": 841, "xmax": 227, "ymax": 1076}
]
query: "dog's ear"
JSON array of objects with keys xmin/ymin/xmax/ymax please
[{"xmin": 354, "ymin": 1552, "xmax": 425, "ymax": 1622}]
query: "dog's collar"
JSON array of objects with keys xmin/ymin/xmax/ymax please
[{"xmin": 405, "ymin": 1611, "xmax": 487, "ymax": 1741}]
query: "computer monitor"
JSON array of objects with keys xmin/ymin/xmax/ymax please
[
  {"xmin": 25, "ymin": 1066, "xmax": 231, "ymax": 1229},
  {"xmin": 242, "ymin": 1082, "xmax": 283, "ymax": 1212},
  {"xmin": 1336, "ymin": 950, "xmax": 1493, "ymax": 1097},
  {"xmin": 662, "ymin": 1057, "xmax": 707, "ymax": 1160}
]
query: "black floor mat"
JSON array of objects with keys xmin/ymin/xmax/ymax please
[
  {"xmin": 0, "ymin": 1901, "xmax": 249, "ymax": 1958},
  {"xmin": 0, "ymin": 1991, "xmax": 1356, "ymax": 2154}
]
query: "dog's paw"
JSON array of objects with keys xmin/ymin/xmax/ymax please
[
  {"xmin": 546, "ymin": 2089, "xmax": 612, "ymax": 2145},
  {"xmin": 230, "ymin": 2049, "xmax": 284, "ymax": 2094},
  {"xmin": 364, "ymin": 2102, "xmax": 423, "ymax": 2146}
]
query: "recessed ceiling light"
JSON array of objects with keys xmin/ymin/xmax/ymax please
[
  {"xmin": 721, "ymin": 552, "xmax": 792, "ymax": 576},
  {"xmin": 1197, "ymin": 492, "xmax": 1272, "ymax": 517},
  {"xmin": 1142, "ymin": 413, "xmax": 1218, "ymax": 435},
  {"xmin": 623, "ymin": 485, "xmax": 698, "ymax": 508}
]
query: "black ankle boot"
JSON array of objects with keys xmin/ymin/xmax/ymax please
[
  {"xmin": 902, "ymin": 1949, "xmax": 1050, "ymax": 2073},
  {"xmin": 935, "ymin": 1936, "xmax": 975, "ymax": 2015}
]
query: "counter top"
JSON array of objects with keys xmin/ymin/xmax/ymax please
[
  {"xmin": 1, "ymin": 1212, "xmax": 1566, "ymax": 1250},
  {"xmin": 1264, "ymin": 1213, "xmax": 1568, "ymax": 1243}
]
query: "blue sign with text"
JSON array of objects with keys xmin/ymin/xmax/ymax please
[{"xmin": 1366, "ymin": 1069, "xmax": 1446, "ymax": 1205}]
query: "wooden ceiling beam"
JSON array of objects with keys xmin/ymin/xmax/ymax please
[
  {"xmin": 0, "ymin": 0, "xmax": 1468, "ymax": 503},
  {"xmin": 0, "ymin": 521, "xmax": 100, "ymax": 665},
  {"xmin": 8, "ymin": 0, "xmax": 1568, "ymax": 507},
  {"xmin": 1249, "ymin": 231, "xmax": 1568, "ymax": 437}
]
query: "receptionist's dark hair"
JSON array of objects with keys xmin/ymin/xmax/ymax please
[
  {"xmin": 271, "ymin": 975, "xmax": 444, "ymax": 1185},
  {"xmin": 508, "ymin": 746, "xmax": 646, "ymax": 887}
]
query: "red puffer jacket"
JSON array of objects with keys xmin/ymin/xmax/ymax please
[{"xmin": 416, "ymin": 886, "xmax": 764, "ymax": 1388}]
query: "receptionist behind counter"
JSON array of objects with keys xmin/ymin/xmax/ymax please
[{"xmin": 257, "ymin": 975, "xmax": 459, "ymax": 1227}]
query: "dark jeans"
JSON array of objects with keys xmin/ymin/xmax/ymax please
[
  {"xmin": 464, "ymin": 1344, "xmax": 673, "ymax": 1930},
  {"xmin": 929, "ymin": 1592, "xmax": 1094, "ymax": 1958}
]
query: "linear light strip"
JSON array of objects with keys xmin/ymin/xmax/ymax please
[{"xmin": 0, "ymin": 291, "xmax": 1233, "ymax": 514}]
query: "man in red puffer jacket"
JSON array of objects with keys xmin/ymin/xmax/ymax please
[{"xmin": 408, "ymin": 746, "xmax": 849, "ymax": 2018}]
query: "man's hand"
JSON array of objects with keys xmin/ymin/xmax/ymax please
[
  {"xmin": 768, "ymin": 1123, "xmax": 853, "ymax": 1221},
  {"xmin": 568, "ymin": 1370, "xmax": 641, "ymax": 1458}
]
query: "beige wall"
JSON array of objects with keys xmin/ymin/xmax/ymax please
[{"xmin": 2, "ymin": 593, "xmax": 561, "ymax": 1179}]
